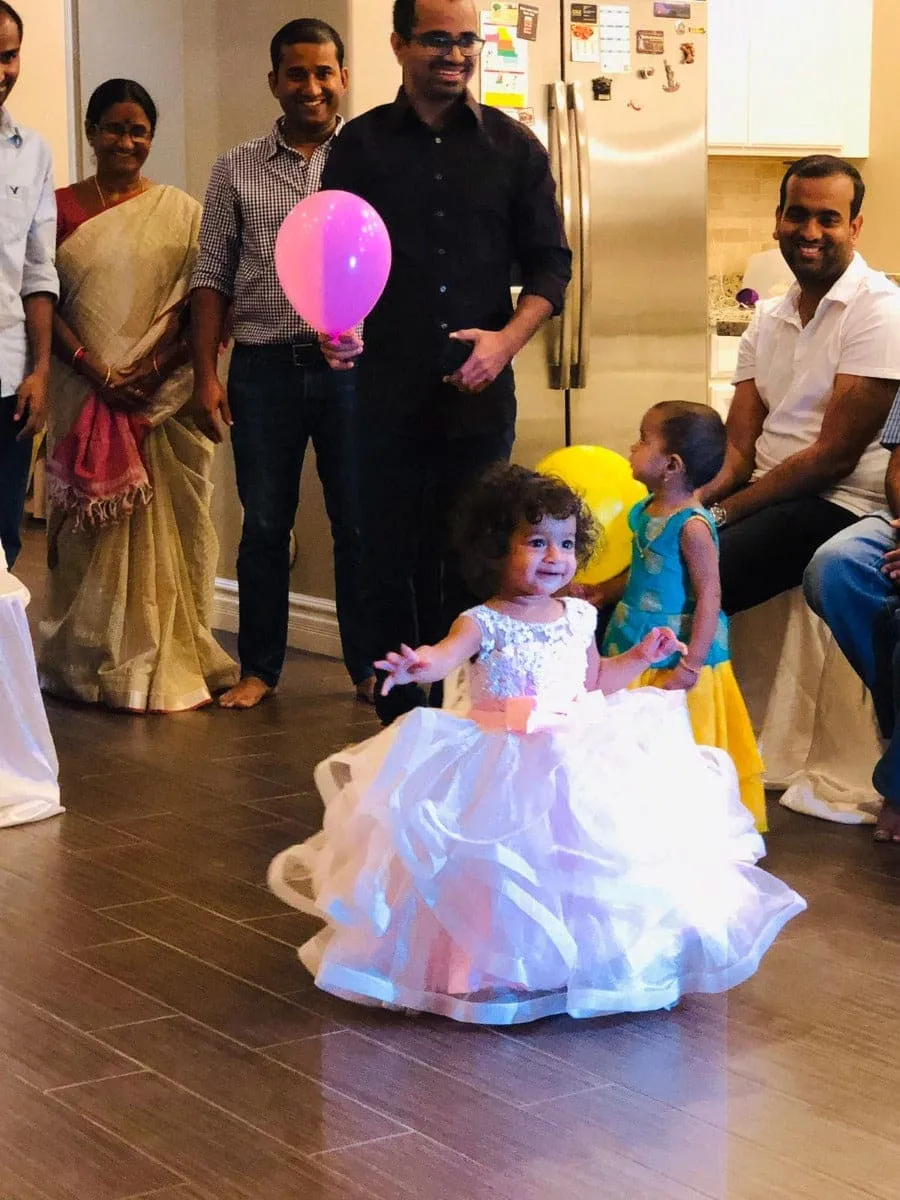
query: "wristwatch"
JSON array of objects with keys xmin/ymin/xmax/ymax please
[{"xmin": 709, "ymin": 502, "xmax": 728, "ymax": 528}]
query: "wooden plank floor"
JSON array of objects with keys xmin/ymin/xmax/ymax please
[{"xmin": 4, "ymin": 524, "xmax": 899, "ymax": 1199}]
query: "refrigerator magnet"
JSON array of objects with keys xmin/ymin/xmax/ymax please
[
  {"xmin": 636, "ymin": 29, "xmax": 664, "ymax": 54},
  {"xmin": 591, "ymin": 75, "xmax": 612, "ymax": 101},
  {"xmin": 662, "ymin": 60, "xmax": 680, "ymax": 92},
  {"xmin": 517, "ymin": 4, "xmax": 539, "ymax": 41},
  {"xmin": 571, "ymin": 21, "xmax": 601, "ymax": 64},
  {"xmin": 679, "ymin": 42, "xmax": 695, "ymax": 64},
  {"xmin": 653, "ymin": 2, "xmax": 691, "ymax": 18},
  {"xmin": 489, "ymin": 2, "xmax": 520, "ymax": 22}
]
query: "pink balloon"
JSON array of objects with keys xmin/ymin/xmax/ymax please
[{"xmin": 275, "ymin": 190, "xmax": 392, "ymax": 337}]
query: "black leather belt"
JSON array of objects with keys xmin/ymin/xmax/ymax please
[{"xmin": 234, "ymin": 341, "xmax": 323, "ymax": 368}]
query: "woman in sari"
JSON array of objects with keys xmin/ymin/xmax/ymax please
[{"xmin": 38, "ymin": 79, "xmax": 238, "ymax": 711}]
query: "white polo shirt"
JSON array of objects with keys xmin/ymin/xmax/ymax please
[
  {"xmin": 0, "ymin": 107, "xmax": 58, "ymax": 397},
  {"xmin": 733, "ymin": 252, "xmax": 900, "ymax": 517}
]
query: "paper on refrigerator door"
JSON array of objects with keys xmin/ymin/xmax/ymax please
[
  {"xmin": 480, "ymin": 12, "xmax": 529, "ymax": 110},
  {"xmin": 599, "ymin": 5, "xmax": 632, "ymax": 73}
]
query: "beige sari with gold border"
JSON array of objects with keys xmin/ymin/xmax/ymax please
[{"xmin": 38, "ymin": 185, "xmax": 238, "ymax": 712}]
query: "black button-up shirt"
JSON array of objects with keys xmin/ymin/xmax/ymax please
[{"xmin": 322, "ymin": 89, "xmax": 572, "ymax": 436}]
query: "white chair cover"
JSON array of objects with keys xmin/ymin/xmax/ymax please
[
  {"xmin": 0, "ymin": 549, "xmax": 63, "ymax": 828},
  {"xmin": 730, "ymin": 588, "xmax": 883, "ymax": 824}
]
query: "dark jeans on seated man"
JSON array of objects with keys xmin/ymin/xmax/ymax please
[
  {"xmin": 871, "ymin": 596, "xmax": 900, "ymax": 812},
  {"xmin": 227, "ymin": 343, "xmax": 369, "ymax": 689},
  {"xmin": 718, "ymin": 496, "xmax": 858, "ymax": 616},
  {"xmin": 0, "ymin": 394, "xmax": 34, "ymax": 568}
]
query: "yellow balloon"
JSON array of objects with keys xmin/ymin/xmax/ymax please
[{"xmin": 536, "ymin": 445, "xmax": 648, "ymax": 585}]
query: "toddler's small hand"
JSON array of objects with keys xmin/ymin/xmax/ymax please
[
  {"xmin": 662, "ymin": 664, "xmax": 699, "ymax": 692},
  {"xmin": 638, "ymin": 626, "xmax": 687, "ymax": 665},
  {"xmin": 374, "ymin": 644, "xmax": 428, "ymax": 695}
]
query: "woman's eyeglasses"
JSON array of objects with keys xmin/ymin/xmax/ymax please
[
  {"xmin": 95, "ymin": 121, "xmax": 153, "ymax": 143},
  {"xmin": 410, "ymin": 32, "xmax": 485, "ymax": 58}
]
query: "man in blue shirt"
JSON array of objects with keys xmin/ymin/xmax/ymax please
[{"xmin": 0, "ymin": 1, "xmax": 58, "ymax": 566}]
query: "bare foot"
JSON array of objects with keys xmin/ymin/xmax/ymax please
[
  {"xmin": 354, "ymin": 676, "xmax": 376, "ymax": 705},
  {"xmin": 873, "ymin": 799, "xmax": 900, "ymax": 843},
  {"xmin": 218, "ymin": 676, "xmax": 274, "ymax": 710}
]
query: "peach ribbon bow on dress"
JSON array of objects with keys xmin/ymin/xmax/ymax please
[{"xmin": 467, "ymin": 695, "xmax": 587, "ymax": 733}]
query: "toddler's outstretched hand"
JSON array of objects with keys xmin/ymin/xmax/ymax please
[
  {"xmin": 375, "ymin": 644, "xmax": 437, "ymax": 695},
  {"xmin": 636, "ymin": 626, "xmax": 687, "ymax": 666}
]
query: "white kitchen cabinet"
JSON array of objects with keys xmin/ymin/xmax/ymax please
[
  {"xmin": 707, "ymin": 0, "xmax": 750, "ymax": 146},
  {"xmin": 708, "ymin": 0, "xmax": 872, "ymax": 157}
]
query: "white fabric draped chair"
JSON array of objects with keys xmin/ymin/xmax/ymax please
[
  {"xmin": 730, "ymin": 587, "xmax": 883, "ymax": 824},
  {"xmin": 0, "ymin": 547, "xmax": 62, "ymax": 828}
]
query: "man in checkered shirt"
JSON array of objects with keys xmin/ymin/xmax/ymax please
[
  {"xmin": 190, "ymin": 18, "xmax": 372, "ymax": 710},
  {"xmin": 805, "ymin": 389, "xmax": 900, "ymax": 843}
]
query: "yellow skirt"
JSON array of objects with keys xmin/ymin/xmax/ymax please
[{"xmin": 632, "ymin": 661, "xmax": 767, "ymax": 832}]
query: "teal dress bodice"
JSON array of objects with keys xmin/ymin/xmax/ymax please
[{"xmin": 602, "ymin": 499, "xmax": 730, "ymax": 671}]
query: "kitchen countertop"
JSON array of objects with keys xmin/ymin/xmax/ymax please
[
  {"xmin": 710, "ymin": 306, "xmax": 753, "ymax": 336},
  {"xmin": 709, "ymin": 273, "xmax": 900, "ymax": 337}
]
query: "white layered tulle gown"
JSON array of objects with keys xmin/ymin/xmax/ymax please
[{"xmin": 268, "ymin": 598, "xmax": 805, "ymax": 1024}]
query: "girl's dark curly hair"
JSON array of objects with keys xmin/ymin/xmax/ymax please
[{"xmin": 453, "ymin": 463, "xmax": 601, "ymax": 599}]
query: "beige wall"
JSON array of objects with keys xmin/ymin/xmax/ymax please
[
  {"xmin": 76, "ymin": 0, "xmax": 187, "ymax": 188},
  {"xmin": 709, "ymin": 0, "xmax": 899, "ymax": 279},
  {"xmin": 345, "ymin": 3, "xmax": 397, "ymax": 115},
  {"xmin": 13, "ymin": 0, "xmax": 74, "ymax": 184},
  {"xmin": 854, "ymin": 0, "xmax": 900, "ymax": 272}
]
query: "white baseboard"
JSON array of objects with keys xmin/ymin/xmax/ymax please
[{"xmin": 212, "ymin": 577, "xmax": 342, "ymax": 660}]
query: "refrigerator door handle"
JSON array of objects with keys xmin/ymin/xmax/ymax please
[
  {"xmin": 569, "ymin": 82, "xmax": 592, "ymax": 390},
  {"xmin": 548, "ymin": 81, "xmax": 574, "ymax": 391}
]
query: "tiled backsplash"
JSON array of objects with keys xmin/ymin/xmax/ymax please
[{"xmin": 708, "ymin": 157, "xmax": 787, "ymax": 277}]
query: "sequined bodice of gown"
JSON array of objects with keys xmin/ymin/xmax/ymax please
[{"xmin": 462, "ymin": 597, "xmax": 597, "ymax": 712}]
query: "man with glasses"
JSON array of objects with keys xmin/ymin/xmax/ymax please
[
  {"xmin": 192, "ymin": 18, "xmax": 373, "ymax": 709},
  {"xmin": 0, "ymin": 1, "xmax": 57, "ymax": 567},
  {"xmin": 322, "ymin": 0, "xmax": 571, "ymax": 724}
]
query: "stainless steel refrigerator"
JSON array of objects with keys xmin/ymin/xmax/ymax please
[{"xmin": 488, "ymin": 1, "xmax": 708, "ymax": 465}]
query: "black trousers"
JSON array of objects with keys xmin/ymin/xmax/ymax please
[
  {"xmin": 719, "ymin": 497, "xmax": 858, "ymax": 616},
  {"xmin": 360, "ymin": 416, "xmax": 515, "ymax": 724}
]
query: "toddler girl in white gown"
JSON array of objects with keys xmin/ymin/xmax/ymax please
[{"xmin": 268, "ymin": 465, "xmax": 805, "ymax": 1023}]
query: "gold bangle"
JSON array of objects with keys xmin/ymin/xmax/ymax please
[
  {"xmin": 152, "ymin": 351, "xmax": 161, "ymax": 377},
  {"xmin": 103, "ymin": 366, "xmax": 112, "ymax": 387}
]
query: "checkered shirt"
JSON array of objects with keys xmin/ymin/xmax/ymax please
[
  {"xmin": 191, "ymin": 117, "xmax": 340, "ymax": 345},
  {"xmin": 881, "ymin": 386, "xmax": 900, "ymax": 449}
]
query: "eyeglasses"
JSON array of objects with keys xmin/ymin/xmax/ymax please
[
  {"xmin": 410, "ymin": 32, "xmax": 485, "ymax": 58},
  {"xmin": 95, "ymin": 121, "xmax": 153, "ymax": 143}
]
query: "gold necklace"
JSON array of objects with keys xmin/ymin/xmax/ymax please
[{"xmin": 94, "ymin": 175, "xmax": 145, "ymax": 209}]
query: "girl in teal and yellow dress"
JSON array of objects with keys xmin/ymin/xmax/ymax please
[{"xmin": 601, "ymin": 402, "xmax": 767, "ymax": 831}]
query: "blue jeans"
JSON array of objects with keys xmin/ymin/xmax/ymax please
[
  {"xmin": 803, "ymin": 512, "xmax": 900, "ymax": 810},
  {"xmin": 228, "ymin": 344, "xmax": 369, "ymax": 688},
  {"xmin": 0, "ymin": 394, "xmax": 33, "ymax": 567}
]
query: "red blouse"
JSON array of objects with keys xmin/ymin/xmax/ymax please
[{"xmin": 55, "ymin": 184, "xmax": 138, "ymax": 246}]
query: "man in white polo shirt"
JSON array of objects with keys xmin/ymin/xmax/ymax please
[
  {"xmin": 0, "ymin": 1, "xmax": 57, "ymax": 567},
  {"xmin": 699, "ymin": 155, "xmax": 900, "ymax": 615}
]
